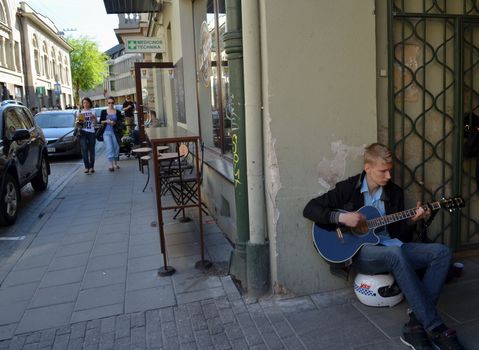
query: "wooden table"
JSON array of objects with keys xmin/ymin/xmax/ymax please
[
  {"xmin": 145, "ymin": 127, "xmax": 211, "ymax": 276},
  {"xmin": 132, "ymin": 147, "xmax": 153, "ymax": 172},
  {"xmin": 156, "ymin": 145, "xmax": 169, "ymax": 153}
]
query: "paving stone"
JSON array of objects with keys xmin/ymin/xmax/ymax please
[
  {"xmin": 0, "ymin": 324, "xmax": 16, "ymax": 342},
  {"xmin": 100, "ymin": 317, "xmax": 116, "ymax": 334},
  {"xmin": 13, "ymin": 252, "xmax": 55, "ymax": 271},
  {"xmin": 87, "ymin": 253, "xmax": 128, "ymax": 272},
  {"xmin": 176, "ymin": 287, "xmax": 224, "ymax": 305},
  {"xmin": 130, "ymin": 326, "xmax": 146, "ymax": 348},
  {"xmin": 127, "ymin": 255, "xmax": 164, "ymax": 273},
  {"xmin": 29, "ymin": 283, "xmax": 80, "ymax": 308},
  {"xmin": 16, "ymin": 303, "xmax": 75, "ymax": 334},
  {"xmin": 161, "ymin": 321, "xmax": 178, "ymax": 338},
  {"xmin": 1, "ymin": 267, "xmax": 47, "ymax": 287},
  {"xmin": 162, "ymin": 336, "xmax": 180, "ymax": 350},
  {"xmin": 48, "ymin": 253, "xmax": 90, "ymax": 271},
  {"xmin": 24, "ymin": 332, "xmax": 41, "ymax": 344},
  {"xmin": 115, "ymin": 314, "xmax": 130, "ymax": 339},
  {"xmin": 128, "ymin": 243, "xmax": 161, "ymax": 259},
  {"xmin": 91, "ymin": 242, "xmax": 129, "ymax": 257},
  {"xmin": 82, "ymin": 267, "xmax": 126, "ymax": 289},
  {"xmin": 125, "ymin": 286, "xmax": 176, "ymax": 313},
  {"xmin": 67, "ymin": 336, "xmax": 84, "ymax": 350},
  {"xmin": 87, "ymin": 319, "xmax": 101, "ymax": 330},
  {"xmin": 94, "ymin": 232, "xmax": 129, "ymax": 245},
  {"xmin": 71, "ymin": 304, "xmax": 124, "ymax": 324},
  {"xmin": 211, "ymin": 332, "xmax": 231, "ymax": 350},
  {"xmin": 0, "ymin": 283, "xmax": 37, "ymax": 303},
  {"xmin": 159, "ymin": 307, "xmax": 175, "ymax": 323},
  {"xmin": 7, "ymin": 335, "xmax": 26, "ymax": 350},
  {"xmin": 280, "ymin": 336, "xmax": 306, "ymax": 350},
  {"xmin": 224, "ymin": 322, "xmax": 245, "ymax": 341},
  {"xmin": 98, "ymin": 332, "xmax": 114, "ymax": 350},
  {"xmin": 56, "ymin": 241, "xmax": 94, "ymax": 257},
  {"xmin": 39, "ymin": 266, "xmax": 85, "ymax": 288},
  {"xmin": 75, "ymin": 284, "xmax": 124, "ymax": 311},
  {"xmin": 173, "ymin": 275, "xmax": 222, "ymax": 294},
  {"xmin": 0, "ymin": 300, "xmax": 29, "ymax": 325},
  {"xmin": 126, "ymin": 269, "xmax": 171, "ymax": 291},
  {"xmin": 52, "ymin": 332, "xmax": 70, "ymax": 349},
  {"xmin": 70, "ymin": 322, "xmax": 87, "ymax": 339}
]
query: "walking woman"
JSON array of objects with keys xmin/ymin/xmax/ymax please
[
  {"xmin": 76, "ymin": 97, "xmax": 97, "ymax": 173},
  {"xmin": 100, "ymin": 96, "xmax": 123, "ymax": 171}
]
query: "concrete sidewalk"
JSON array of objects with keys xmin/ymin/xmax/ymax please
[{"xmin": 0, "ymin": 148, "xmax": 478, "ymax": 349}]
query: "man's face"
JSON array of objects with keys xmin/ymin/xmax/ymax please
[{"xmin": 364, "ymin": 160, "xmax": 393, "ymax": 188}]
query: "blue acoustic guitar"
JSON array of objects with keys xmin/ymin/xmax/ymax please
[{"xmin": 311, "ymin": 196, "xmax": 465, "ymax": 264}]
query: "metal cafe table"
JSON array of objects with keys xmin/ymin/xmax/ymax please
[{"xmin": 145, "ymin": 127, "xmax": 210, "ymax": 276}]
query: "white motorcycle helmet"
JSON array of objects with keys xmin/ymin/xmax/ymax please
[{"xmin": 354, "ymin": 273, "xmax": 404, "ymax": 307}]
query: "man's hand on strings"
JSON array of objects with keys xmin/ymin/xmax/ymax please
[{"xmin": 411, "ymin": 201, "xmax": 431, "ymax": 222}]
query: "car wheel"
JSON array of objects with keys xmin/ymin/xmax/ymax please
[
  {"xmin": 31, "ymin": 156, "xmax": 49, "ymax": 191},
  {"xmin": 0, "ymin": 174, "xmax": 19, "ymax": 225}
]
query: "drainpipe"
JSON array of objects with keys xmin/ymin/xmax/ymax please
[
  {"xmin": 242, "ymin": 0, "xmax": 269, "ymax": 296},
  {"xmin": 224, "ymin": 0, "xmax": 249, "ymax": 288}
]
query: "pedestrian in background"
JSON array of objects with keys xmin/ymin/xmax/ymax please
[
  {"xmin": 1, "ymin": 83, "xmax": 9, "ymax": 101},
  {"xmin": 100, "ymin": 96, "xmax": 123, "ymax": 171},
  {"xmin": 122, "ymin": 95, "xmax": 135, "ymax": 131},
  {"xmin": 76, "ymin": 97, "xmax": 97, "ymax": 174}
]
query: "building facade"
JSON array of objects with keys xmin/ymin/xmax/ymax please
[
  {"xmin": 104, "ymin": 0, "xmax": 479, "ymax": 296},
  {"xmin": 16, "ymin": 1, "xmax": 73, "ymax": 109},
  {"xmin": 0, "ymin": 0, "xmax": 24, "ymax": 102}
]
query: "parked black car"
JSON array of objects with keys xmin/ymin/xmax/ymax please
[
  {"xmin": 0, "ymin": 100, "xmax": 50, "ymax": 225},
  {"xmin": 35, "ymin": 110, "xmax": 81, "ymax": 157}
]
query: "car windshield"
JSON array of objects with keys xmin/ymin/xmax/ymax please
[{"xmin": 35, "ymin": 113, "xmax": 75, "ymax": 128}]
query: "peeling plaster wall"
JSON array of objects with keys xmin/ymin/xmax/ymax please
[{"xmin": 262, "ymin": 0, "xmax": 378, "ymax": 294}]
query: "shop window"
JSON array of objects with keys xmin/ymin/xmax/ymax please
[{"xmin": 195, "ymin": 0, "xmax": 231, "ymax": 156}]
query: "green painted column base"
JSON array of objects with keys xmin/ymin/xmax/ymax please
[
  {"xmin": 229, "ymin": 241, "xmax": 247, "ymax": 289},
  {"xmin": 246, "ymin": 241, "xmax": 270, "ymax": 297}
]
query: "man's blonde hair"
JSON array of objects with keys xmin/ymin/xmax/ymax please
[{"xmin": 364, "ymin": 143, "xmax": 393, "ymax": 165}]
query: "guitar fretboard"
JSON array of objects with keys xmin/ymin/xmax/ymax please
[{"xmin": 367, "ymin": 202, "xmax": 441, "ymax": 229}]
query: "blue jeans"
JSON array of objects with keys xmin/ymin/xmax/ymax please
[
  {"xmin": 79, "ymin": 130, "xmax": 96, "ymax": 169},
  {"xmin": 103, "ymin": 130, "xmax": 119, "ymax": 161},
  {"xmin": 354, "ymin": 242, "xmax": 452, "ymax": 330}
]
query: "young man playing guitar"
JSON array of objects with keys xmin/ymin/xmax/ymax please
[{"xmin": 303, "ymin": 143, "xmax": 466, "ymax": 350}]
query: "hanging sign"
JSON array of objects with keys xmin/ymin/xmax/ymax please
[{"xmin": 125, "ymin": 36, "xmax": 165, "ymax": 53}]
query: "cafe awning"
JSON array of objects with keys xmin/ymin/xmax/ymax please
[{"xmin": 103, "ymin": 0, "xmax": 161, "ymax": 14}]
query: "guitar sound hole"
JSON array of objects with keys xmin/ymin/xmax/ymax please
[{"xmin": 350, "ymin": 220, "xmax": 369, "ymax": 235}]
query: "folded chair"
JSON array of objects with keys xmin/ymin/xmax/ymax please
[
  {"xmin": 158, "ymin": 143, "xmax": 192, "ymax": 196},
  {"xmin": 168, "ymin": 142, "xmax": 209, "ymax": 218}
]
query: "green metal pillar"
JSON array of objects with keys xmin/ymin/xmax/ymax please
[{"xmin": 224, "ymin": 0, "xmax": 249, "ymax": 288}]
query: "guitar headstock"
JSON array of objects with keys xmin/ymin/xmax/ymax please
[{"xmin": 439, "ymin": 196, "xmax": 465, "ymax": 211}]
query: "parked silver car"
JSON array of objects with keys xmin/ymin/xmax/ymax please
[{"xmin": 34, "ymin": 110, "xmax": 81, "ymax": 157}]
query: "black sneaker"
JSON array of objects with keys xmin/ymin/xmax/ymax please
[
  {"xmin": 430, "ymin": 329, "xmax": 465, "ymax": 350},
  {"xmin": 400, "ymin": 324, "xmax": 434, "ymax": 350}
]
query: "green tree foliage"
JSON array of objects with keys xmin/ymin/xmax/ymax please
[{"xmin": 67, "ymin": 36, "xmax": 108, "ymax": 105}]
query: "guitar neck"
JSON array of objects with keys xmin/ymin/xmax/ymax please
[{"xmin": 367, "ymin": 201, "xmax": 441, "ymax": 229}]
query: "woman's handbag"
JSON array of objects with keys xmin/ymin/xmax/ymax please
[{"xmin": 95, "ymin": 124, "xmax": 105, "ymax": 142}]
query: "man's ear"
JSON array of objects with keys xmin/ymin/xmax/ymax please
[{"xmin": 364, "ymin": 162, "xmax": 370, "ymax": 173}]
